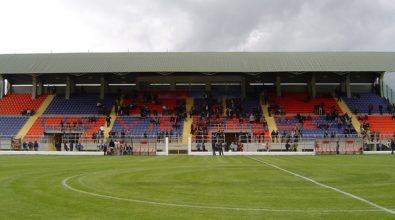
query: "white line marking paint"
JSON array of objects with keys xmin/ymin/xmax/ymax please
[
  {"xmin": 247, "ymin": 156, "xmax": 395, "ymax": 215},
  {"xmin": 61, "ymin": 174, "xmax": 379, "ymax": 213}
]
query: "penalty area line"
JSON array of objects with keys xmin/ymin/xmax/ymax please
[{"xmin": 247, "ymin": 156, "xmax": 395, "ymax": 215}]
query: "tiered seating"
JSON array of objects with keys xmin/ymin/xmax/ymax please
[
  {"xmin": 358, "ymin": 115, "xmax": 395, "ymax": 136},
  {"xmin": 123, "ymin": 91, "xmax": 187, "ymax": 115},
  {"xmin": 44, "ymin": 95, "xmax": 113, "ymax": 114},
  {"xmin": 272, "ymin": 93, "xmax": 340, "ymax": 114},
  {"xmin": 343, "ymin": 93, "xmax": 389, "ymax": 114},
  {"xmin": 211, "ymin": 90, "xmax": 241, "ymax": 98},
  {"xmin": 275, "ymin": 115, "xmax": 349, "ymax": 136},
  {"xmin": 0, "ymin": 116, "xmax": 28, "ymax": 137},
  {"xmin": 191, "ymin": 116, "xmax": 269, "ymax": 141},
  {"xmin": 0, "ymin": 94, "xmax": 47, "ymax": 115},
  {"xmin": 242, "ymin": 98, "xmax": 261, "ymax": 114},
  {"xmin": 25, "ymin": 116, "xmax": 105, "ymax": 140},
  {"xmin": 111, "ymin": 116, "xmax": 184, "ymax": 137},
  {"xmin": 190, "ymin": 91, "xmax": 241, "ymax": 99}
]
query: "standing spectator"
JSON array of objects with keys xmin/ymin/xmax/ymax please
[
  {"xmin": 106, "ymin": 114, "xmax": 112, "ymax": 127},
  {"xmin": 22, "ymin": 141, "xmax": 28, "ymax": 151},
  {"xmin": 217, "ymin": 142, "xmax": 223, "ymax": 156},
  {"xmin": 212, "ymin": 141, "xmax": 216, "ymax": 156},
  {"xmin": 275, "ymin": 130, "xmax": 279, "ymax": 143},
  {"xmin": 271, "ymin": 130, "xmax": 276, "ymax": 143},
  {"xmin": 285, "ymin": 141, "xmax": 290, "ymax": 151},
  {"xmin": 28, "ymin": 141, "xmax": 33, "ymax": 151},
  {"xmin": 69, "ymin": 142, "xmax": 74, "ymax": 151},
  {"xmin": 63, "ymin": 142, "xmax": 69, "ymax": 151},
  {"xmin": 109, "ymin": 139, "xmax": 115, "ymax": 150},
  {"xmin": 33, "ymin": 141, "xmax": 39, "ymax": 151},
  {"xmin": 353, "ymin": 105, "xmax": 358, "ymax": 115},
  {"xmin": 379, "ymin": 105, "xmax": 383, "ymax": 115},
  {"xmin": 368, "ymin": 104, "xmax": 373, "ymax": 115}
]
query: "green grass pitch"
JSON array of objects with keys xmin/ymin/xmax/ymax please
[{"xmin": 0, "ymin": 155, "xmax": 394, "ymax": 220}]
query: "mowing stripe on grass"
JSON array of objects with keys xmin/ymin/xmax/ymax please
[
  {"xmin": 62, "ymin": 174, "xmax": 379, "ymax": 213},
  {"xmin": 247, "ymin": 156, "xmax": 395, "ymax": 215}
]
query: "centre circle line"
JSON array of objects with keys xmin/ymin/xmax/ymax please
[{"xmin": 61, "ymin": 174, "xmax": 379, "ymax": 213}]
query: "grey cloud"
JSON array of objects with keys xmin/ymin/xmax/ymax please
[{"xmin": 1, "ymin": 0, "xmax": 394, "ymax": 52}]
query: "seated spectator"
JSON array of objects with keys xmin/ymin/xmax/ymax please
[{"xmin": 249, "ymin": 114, "xmax": 255, "ymax": 123}]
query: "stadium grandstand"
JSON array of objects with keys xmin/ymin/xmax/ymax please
[{"xmin": 0, "ymin": 52, "xmax": 394, "ymax": 154}]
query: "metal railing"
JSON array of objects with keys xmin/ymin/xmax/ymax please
[{"xmin": 44, "ymin": 124, "xmax": 84, "ymax": 133}]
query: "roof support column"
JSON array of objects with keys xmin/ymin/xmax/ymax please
[
  {"xmin": 65, "ymin": 75, "xmax": 71, "ymax": 100},
  {"xmin": 310, "ymin": 73, "xmax": 316, "ymax": 98},
  {"xmin": 135, "ymin": 81, "xmax": 141, "ymax": 91},
  {"xmin": 379, "ymin": 72, "xmax": 384, "ymax": 97},
  {"xmin": 205, "ymin": 82, "xmax": 211, "ymax": 91},
  {"xmin": 241, "ymin": 77, "xmax": 246, "ymax": 99},
  {"xmin": 37, "ymin": 79, "xmax": 43, "ymax": 96},
  {"xmin": 276, "ymin": 74, "xmax": 282, "ymax": 97},
  {"xmin": 100, "ymin": 75, "xmax": 106, "ymax": 99},
  {"xmin": 170, "ymin": 82, "xmax": 176, "ymax": 91},
  {"xmin": 32, "ymin": 74, "xmax": 37, "ymax": 100},
  {"xmin": 345, "ymin": 73, "xmax": 351, "ymax": 98},
  {"xmin": 0, "ymin": 74, "xmax": 4, "ymax": 99}
]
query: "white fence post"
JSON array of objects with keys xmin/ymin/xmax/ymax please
[
  {"xmin": 165, "ymin": 137, "xmax": 169, "ymax": 156},
  {"xmin": 188, "ymin": 136, "xmax": 192, "ymax": 155}
]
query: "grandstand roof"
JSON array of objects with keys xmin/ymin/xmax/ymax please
[{"xmin": 0, "ymin": 52, "xmax": 394, "ymax": 74}]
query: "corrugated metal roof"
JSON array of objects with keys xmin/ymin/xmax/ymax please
[{"xmin": 0, "ymin": 52, "xmax": 393, "ymax": 74}]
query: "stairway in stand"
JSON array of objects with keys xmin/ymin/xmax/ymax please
[
  {"xmin": 337, "ymin": 97, "xmax": 361, "ymax": 134},
  {"xmin": 260, "ymin": 93, "xmax": 277, "ymax": 137},
  {"xmin": 182, "ymin": 97, "xmax": 194, "ymax": 144},
  {"xmin": 104, "ymin": 97, "xmax": 121, "ymax": 140},
  {"xmin": 16, "ymin": 95, "xmax": 55, "ymax": 150}
]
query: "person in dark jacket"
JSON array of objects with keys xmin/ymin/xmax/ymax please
[{"xmin": 33, "ymin": 141, "xmax": 39, "ymax": 151}]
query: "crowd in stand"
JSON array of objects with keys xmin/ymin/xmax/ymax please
[
  {"xmin": 358, "ymin": 114, "xmax": 395, "ymax": 142},
  {"xmin": 59, "ymin": 119, "xmax": 84, "ymax": 132},
  {"xmin": 22, "ymin": 140, "xmax": 39, "ymax": 151},
  {"xmin": 190, "ymin": 94, "xmax": 266, "ymax": 145},
  {"xmin": 271, "ymin": 98, "xmax": 356, "ymax": 143},
  {"xmin": 350, "ymin": 94, "xmax": 395, "ymax": 115},
  {"xmin": 54, "ymin": 141, "xmax": 84, "ymax": 151},
  {"xmin": 100, "ymin": 139, "xmax": 134, "ymax": 156},
  {"xmin": 21, "ymin": 109, "xmax": 35, "ymax": 116}
]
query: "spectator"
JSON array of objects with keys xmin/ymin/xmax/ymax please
[
  {"xmin": 22, "ymin": 141, "xmax": 28, "ymax": 151},
  {"xmin": 33, "ymin": 141, "xmax": 39, "ymax": 151},
  {"xmin": 285, "ymin": 141, "xmax": 290, "ymax": 151},
  {"xmin": 106, "ymin": 114, "xmax": 111, "ymax": 127},
  {"xmin": 271, "ymin": 130, "xmax": 276, "ymax": 143},
  {"xmin": 28, "ymin": 141, "xmax": 33, "ymax": 151},
  {"xmin": 368, "ymin": 104, "xmax": 373, "ymax": 115}
]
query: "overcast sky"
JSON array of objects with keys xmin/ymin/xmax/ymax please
[
  {"xmin": 1, "ymin": 0, "xmax": 394, "ymax": 89},
  {"xmin": 0, "ymin": 0, "xmax": 394, "ymax": 53}
]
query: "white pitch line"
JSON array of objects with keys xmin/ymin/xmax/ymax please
[
  {"xmin": 247, "ymin": 156, "xmax": 395, "ymax": 215},
  {"xmin": 61, "ymin": 174, "xmax": 379, "ymax": 213}
]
